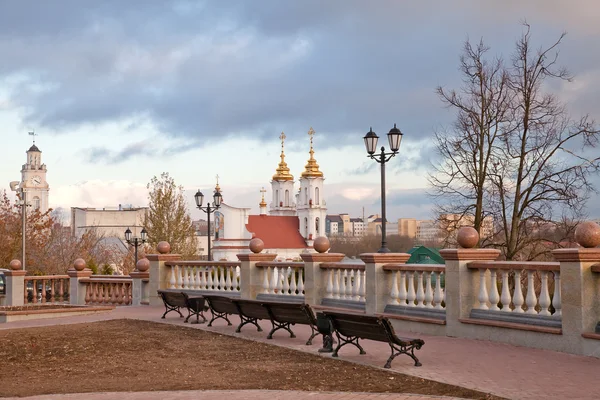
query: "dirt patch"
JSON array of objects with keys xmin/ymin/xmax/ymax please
[{"xmin": 0, "ymin": 319, "xmax": 502, "ymax": 399}]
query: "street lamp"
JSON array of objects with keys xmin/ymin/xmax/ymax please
[
  {"xmin": 363, "ymin": 124, "xmax": 404, "ymax": 253},
  {"xmin": 194, "ymin": 189, "xmax": 222, "ymax": 261},
  {"xmin": 9, "ymin": 181, "xmax": 27, "ymax": 270},
  {"xmin": 125, "ymin": 227, "xmax": 147, "ymax": 266}
]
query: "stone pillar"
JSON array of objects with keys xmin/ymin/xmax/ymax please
[
  {"xmin": 237, "ymin": 238, "xmax": 277, "ymax": 300},
  {"xmin": 301, "ymin": 237, "xmax": 344, "ymax": 307},
  {"xmin": 552, "ymin": 221, "xmax": 600, "ymax": 355},
  {"xmin": 361, "ymin": 253, "xmax": 411, "ymax": 315},
  {"xmin": 131, "ymin": 258, "xmax": 150, "ymax": 306},
  {"xmin": 439, "ymin": 227, "xmax": 500, "ymax": 337},
  {"xmin": 147, "ymin": 241, "xmax": 181, "ymax": 306},
  {"xmin": 68, "ymin": 258, "xmax": 93, "ymax": 305},
  {"xmin": 4, "ymin": 260, "xmax": 26, "ymax": 306}
]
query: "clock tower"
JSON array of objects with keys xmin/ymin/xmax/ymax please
[{"xmin": 20, "ymin": 141, "xmax": 49, "ymax": 213}]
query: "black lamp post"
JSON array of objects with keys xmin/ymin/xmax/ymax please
[
  {"xmin": 194, "ymin": 189, "xmax": 222, "ymax": 261},
  {"xmin": 363, "ymin": 124, "xmax": 403, "ymax": 253},
  {"xmin": 125, "ymin": 227, "xmax": 147, "ymax": 266}
]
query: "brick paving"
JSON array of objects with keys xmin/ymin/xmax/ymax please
[{"xmin": 2, "ymin": 305, "xmax": 600, "ymax": 400}]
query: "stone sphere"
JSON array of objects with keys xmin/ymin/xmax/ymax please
[
  {"xmin": 157, "ymin": 241, "xmax": 171, "ymax": 254},
  {"xmin": 136, "ymin": 258, "xmax": 150, "ymax": 272},
  {"xmin": 73, "ymin": 258, "xmax": 86, "ymax": 271},
  {"xmin": 457, "ymin": 227, "xmax": 479, "ymax": 249},
  {"xmin": 575, "ymin": 221, "xmax": 600, "ymax": 248},
  {"xmin": 313, "ymin": 236, "xmax": 331, "ymax": 253},
  {"xmin": 9, "ymin": 259, "xmax": 21, "ymax": 271},
  {"xmin": 249, "ymin": 238, "xmax": 264, "ymax": 254}
]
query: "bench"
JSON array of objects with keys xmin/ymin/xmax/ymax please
[
  {"xmin": 320, "ymin": 311, "xmax": 425, "ymax": 368},
  {"xmin": 262, "ymin": 301, "xmax": 319, "ymax": 345},
  {"xmin": 158, "ymin": 290, "xmax": 208, "ymax": 323},
  {"xmin": 203, "ymin": 295, "xmax": 239, "ymax": 328}
]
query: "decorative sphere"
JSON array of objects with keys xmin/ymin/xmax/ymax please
[
  {"xmin": 9, "ymin": 259, "xmax": 21, "ymax": 271},
  {"xmin": 157, "ymin": 241, "xmax": 171, "ymax": 254},
  {"xmin": 73, "ymin": 258, "xmax": 86, "ymax": 271},
  {"xmin": 575, "ymin": 221, "xmax": 600, "ymax": 248},
  {"xmin": 136, "ymin": 258, "xmax": 150, "ymax": 272},
  {"xmin": 249, "ymin": 238, "xmax": 264, "ymax": 254},
  {"xmin": 457, "ymin": 227, "xmax": 479, "ymax": 249},
  {"xmin": 313, "ymin": 236, "xmax": 331, "ymax": 253}
]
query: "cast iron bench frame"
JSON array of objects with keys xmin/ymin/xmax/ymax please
[
  {"xmin": 158, "ymin": 290, "xmax": 186, "ymax": 320},
  {"xmin": 181, "ymin": 292, "xmax": 209, "ymax": 324},
  {"xmin": 320, "ymin": 310, "xmax": 425, "ymax": 368},
  {"xmin": 262, "ymin": 301, "xmax": 319, "ymax": 345}
]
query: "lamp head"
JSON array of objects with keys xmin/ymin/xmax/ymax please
[
  {"xmin": 194, "ymin": 190, "xmax": 204, "ymax": 208},
  {"xmin": 140, "ymin": 227, "xmax": 147, "ymax": 242},
  {"xmin": 124, "ymin": 227, "xmax": 132, "ymax": 242},
  {"xmin": 387, "ymin": 123, "xmax": 403, "ymax": 153},
  {"xmin": 213, "ymin": 190, "xmax": 222, "ymax": 207},
  {"xmin": 363, "ymin": 127, "xmax": 379, "ymax": 155}
]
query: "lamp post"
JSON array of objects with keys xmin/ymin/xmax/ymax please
[
  {"xmin": 363, "ymin": 124, "xmax": 403, "ymax": 253},
  {"xmin": 194, "ymin": 189, "xmax": 222, "ymax": 261},
  {"xmin": 125, "ymin": 227, "xmax": 147, "ymax": 265},
  {"xmin": 9, "ymin": 181, "xmax": 27, "ymax": 270}
]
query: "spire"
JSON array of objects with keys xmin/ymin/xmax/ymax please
[
  {"xmin": 259, "ymin": 187, "xmax": 267, "ymax": 207},
  {"xmin": 27, "ymin": 130, "xmax": 41, "ymax": 152},
  {"xmin": 301, "ymin": 127, "xmax": 323, "ymax": 178},
  {"xmin": 272, "ymin": 131, "xmax": 294, "ymax": 181}
]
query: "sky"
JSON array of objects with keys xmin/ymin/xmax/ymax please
[{"xmin": 1, "ymin": 1, "xmax": 600, "ymax": 223}]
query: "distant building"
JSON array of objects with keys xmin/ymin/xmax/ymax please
[
  {"xmin": 398, "ymin": 218, "xmax": 417, "ymax": 239},
  {"xmin": 70, "ymin": 206, "xmax": 147, "ymax": 239},
  {"xmin": 326, "ymin": 214, "xmax": 343, "ymax": 236}
]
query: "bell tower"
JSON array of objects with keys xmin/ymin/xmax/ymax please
[
  {"xmin": 20, "ymin": 133, "xmax": 49, "ymax": 213},
  {"xmin": 270, "ymin": 132, "xmax": 296, "ymax": 216},
  {"xmin": 297, "ymin": 127, "xmax": 327, "ymax": 242}
]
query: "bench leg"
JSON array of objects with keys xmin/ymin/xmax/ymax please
[
  {"xmin": 207, "ymin": 310, "xmax": 232, "ymax": 327},
  {"xmin": 332, "ymin": 332, "xmax": 366, "ymax": 357},
  {"xmin": 384, "ymin": 343, "xmax": 422, "ymax": 368},
  {"xmin": 306, "ymin": 325, "xmax": 318, "ymax": 346},
  {"xmin": 267, "ymin": 320, "xmax": 295, "ymax": 340},
  {"xmin": 235, "ymin": 315, "xmax": 262, "ymax": 333},
  {"xmin": 161, "ymin": 304, "xmax": 184, "ymax": 319},
  {"xmin": 190, "ymin": 310, "xmax": 207, "ymax": 325}
]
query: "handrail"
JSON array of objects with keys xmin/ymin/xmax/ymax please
[
  {"xmin": 320, "ymin": 263, "xmax": 365, "ymax": 270},
  {"xmin": 468, "ymin": 261, "xmax": 560, "ymax": 271},
  {"xmin": 383, "ymin": 264, "xmax": 445, "ymax": 273},
  {"xmin": 256, "ymin": 262, "xmax": 305, "ymax": 268},
  {"xmin": 24, "ymin": 275, "xmax": 69, "ymax": 280},
  {"xmin": 165, "ymin": 261, "xmax": 241, "ymax": 267}
]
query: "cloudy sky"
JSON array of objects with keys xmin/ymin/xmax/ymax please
[{"xmin": 1, "ymin": 0, "xmax": 599, "ymax": 222}]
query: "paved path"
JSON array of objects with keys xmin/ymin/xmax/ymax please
[
  {"xmin": 4, "ymin": 390, "xmax": 459, "ymax": 400},
  {"xmin": 2, "ymin": 305, "xmax": 600, "ymax": 400}
]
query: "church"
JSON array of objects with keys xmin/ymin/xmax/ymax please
[
  {"xmin": 19, "ymin": 140, "xmax": 50, "ymax": 214},
  {"xmin": 212, "ymin": 128, "xmax": 327, "ymax": 261}
]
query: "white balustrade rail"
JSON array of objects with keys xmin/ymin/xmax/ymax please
[
  {"xmin": 320, "ymin": 263, "xmax": 365, "ymax": 302},
  {"xmin": 164, "ymin": 261, "xmax": 241, "ymax": 293},
  {"xmin": 383, "ymin": 264, "xmax": 446, "ymax": 309},
  {"xmin": 256, "ymin": 262, "xmax": 305, "ymax": 296},
  {"xmin": 468, "ymin": 261, "xmax": 561, "ymax": 316}
]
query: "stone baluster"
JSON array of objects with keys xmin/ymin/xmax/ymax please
[
  {"xmin": 513, "ymin": 271, "xmax": 524, "ymax": 313},
  {"xmin": 398, "ymin": 271, "xmax": 407, "ymax": 306},
  {"xmin": 238, "ymin": 238, "xmax": 277, "ymax": 300},
  {"xmin": 406, "ymin": 271, "xmax": 416, "ymax": 307},
  {"xmin": 552, "ymin": 271, "xmax": 562, "ymax": 317},
  {"xmin": 489, "ymin": 269, "xmax": 500, "ymax": 311},
  {"xmin": 525, "ymin": 270, "xmax": 537, "ymax": 314},
  {"xmin": 333, "ymin": 269, "xmax": 341, "ymax": 299},
  {"xmin": 282, "ymin": 267, "xmax": 290, "ymax": 295},
  {"xmin": 539, "ymin": 271, "xmax": 551, "ymax": 316},
  {"xmin": 390, "ymin": 271, "xmax": 400, "ymax": 305},
  {"xmin": 301, "ymin": 237, "xmax": 344, "ymax": 307},
  {"xmin": 68, "ymin": 259, "xmax": 93, "ymax": 305},
  {"xmin": 433, "ymin": 272, "xmax": 444, "ymax": 310},
  {"xmin": 500, "ymin": 270, "xmax": 511, "ymax": 312},
  {"xmin": 416, "ymin": 271, "xmax": 425, "ymax": 307},
  {"xmin": 225, "ymin": 266, "xmax": 233, "ymax": 291},
  {"xmin": 289, "ymin": 268, "xmax": 297, "ymax": 295},
  {"xmin": 362, "ymin": 252, "xmax": 410, "ymax": 315},
  {"xmin": 424, "ymin": 272, "xmax": 434, "ymax": 308},
  {"xmin": 297, "ymin": 268, "xmax": 305, "ymax": 295},
  {"xmin": 147, "ymin": 242, "xmax": 182, "ymax": 306},
  {"xmin": 440, "ymin": 227, "xmax": 501, "ymax": 338}
]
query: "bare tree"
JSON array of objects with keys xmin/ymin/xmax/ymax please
[
  {"xmin": 428, "ymin": 39, "xmax": 510, "ymax": 243},
  {"xmin": 430, "ymin": 24, "xmax": 599, "ymax": 260},
  {"xmin": 144, "ymin": 172, "xmax": 197, "ymax": 258}
]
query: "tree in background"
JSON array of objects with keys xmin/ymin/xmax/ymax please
[
  {"xmin": 144, "ymin": 172, "xmax": 197, "ymax": 258},
  {"xmin": 429, "ymin": 24, "xmax": 600, "ymax": 260},
  {"xmin": 330, "ymin": 234, "xmax": 415, "ymax": 258}
]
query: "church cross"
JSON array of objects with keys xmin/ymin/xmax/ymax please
[
  {"xmin": 215, "ymin": 174, "xmax": 220, "ymax": 184},
  {"xmin": 308, "ymin": 127, "xmax": 315, "ymax": 146},
  {"xmin": 260, "ymin": 187, "xmax": 266, "ymax": 201},
  {"xmin": 279, "ymin": 132, "xmax": 286, "ymax": 152}
]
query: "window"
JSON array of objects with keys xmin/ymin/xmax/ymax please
[
  {"xmin": 285, "ymin": 190, "xmax": 289, "ymax": 207},
  {"xmin": 275, "ymin": 190, "xmax": 279, "ymax": 207},
  {"xmin": 304, "ymin": 188, "xmax": 308, "ymax": 204},
  {"xmin": 33, "ymin": 196, "xmax": 40, "ymax": 210},
  {"xmin": 315, "ymin": 217, "xmax": 320, "ymax": 235},
  {"xmin": 315, "ymin": 187, "xmax": 320, "ymax": 205},
  {"xmin": 304, "ymin": 217, "xmax": 308, "ymax": 237}
]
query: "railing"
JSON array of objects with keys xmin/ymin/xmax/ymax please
[
  {"xmin": 383, "ymin": 264, "xmax": 446, "ymax": 310},
  {"xmin": 24, "ymin": 275, "xmax": 70, "ymax": 304},
  {"xmin": 320, "ymin": 263, "xmax": 366, "ymax": 302},
  {"xmin": 82, "ymin": 277, "xmax": 132, "ymax": 306},
  {"xmin": 256, "ymin": 262, "xmax": 305, "ymax": 296},
  {"xmin": 468, "ymin": 261, "xmax": 561, "ymax": 317},
  {"xmin": 164, "ymin": 261, "xmax": 241, "ymax": 293}
]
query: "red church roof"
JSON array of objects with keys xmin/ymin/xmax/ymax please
[{"xmin": 246, "ymin": 215, "xmax": 308, "ymax": 249}]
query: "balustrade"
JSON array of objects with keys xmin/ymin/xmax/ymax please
[
  {"xmin": 320, "ymin": 263, "xmax": 365, "ymax": 302},
  {"xmin": 256, "ymin": 262, "xmax": 305, "ymax": 296},
  {"xmin": 383, "ymin": 265, "xmax": 445, "ymax": 310},
  {"xmin": 82, "ymin": 278, "xmax": 132, "ymax": 306},
  {"xmin": 468, "ymin": 261, "xmax": 561, "ymax": 317},
  {"xmin": 24, "ymin": 275, "xmax": 69, "ymax": 304},
  {"xmin": 164, "ymin": 261, "xmax": 241, "ymax": 292}
]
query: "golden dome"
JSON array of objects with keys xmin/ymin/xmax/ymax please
[
  {"xmin": 301, "ymin": 127, "xmax": 323, "ymax": 178},
  {"xmin": 272, "ymin": 132, "xmax": 294, "ymax": 181},
  {"xmin": 259, "ymin": 187, "xmax": 267, "ymax": 207}
]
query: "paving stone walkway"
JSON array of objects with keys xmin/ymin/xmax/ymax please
[{"xmin": 2, "ymin": 305, "xmax": 600, "ymax": 400}]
